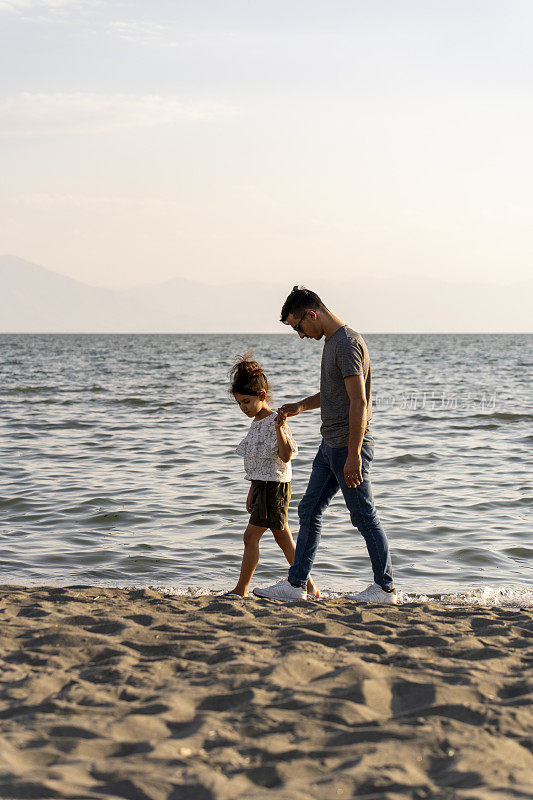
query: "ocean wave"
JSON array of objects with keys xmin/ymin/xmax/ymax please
[
  {"xmin": 110, "ymin": 397, "xmax": 151, "ymax": 406},
  {"xmin": 106, "ymin": 583, "xmax": 533, "ymax": 608},
  {"xmin": 467, "ymin": 411, "xmax": 533, "ymax": 422},
  {"xmin": 381, "ymin": 452, "xmax": 440, "ymax": 465},
  {"xmin": 3, "ymin": 385, "xmax": 58, "ymax": 394},
  {"xmin": 399, "ymin": 585, "xmax": 533, "ymax": 608}
]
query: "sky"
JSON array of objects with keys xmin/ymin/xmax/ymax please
[{"xmin": 1, "ymin": 0, "xmax": 532, "ymax": 288}]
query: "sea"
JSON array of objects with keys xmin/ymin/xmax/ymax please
[{"xmin": 1, "ymin": 333, "xmax": 532, "ymax": 607}]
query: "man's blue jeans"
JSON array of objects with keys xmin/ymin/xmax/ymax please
[{"xmin": 288, "ymin": 434, "xmax": 394, "ymax": 591}]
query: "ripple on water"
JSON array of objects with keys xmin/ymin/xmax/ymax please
[
  {"xmin": 467, "ymin": 411, "xmax": 532, "ymax": 422},
  {"xmin": 504, "ymin": 547, "xmax": 533, "ymax": 560},
  {"xmin": 452, "ymin": 547, "xmax": 508, "ymax": 566},
  {"xmin": 381, "ymin": 452, "xmax": 440, "ymax": 465}
]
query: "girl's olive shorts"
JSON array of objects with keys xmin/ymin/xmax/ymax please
[{"xmin": 249, "ymin": 480, "xmax": 291, "ymax": 529}]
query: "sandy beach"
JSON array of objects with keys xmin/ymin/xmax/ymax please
[{"xmin": 0, "ymin": 586, "xmax": 531, "ymax": 800}]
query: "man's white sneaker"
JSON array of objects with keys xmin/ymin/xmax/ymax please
[
  {"xmin": 253, "ymin": 579, "xmax": 306, "ymax": 601},
  {"xmin": 346, "ymin": 583, "xmax": 398, "ymax": 604}
]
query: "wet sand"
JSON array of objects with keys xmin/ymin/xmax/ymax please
[{"xmin": 0, "ymin": 586, "xmax": 531, "ymax": 800}]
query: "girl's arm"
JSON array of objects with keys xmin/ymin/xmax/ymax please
[{"xmin": 275, "ymin": 415, "xmax": 293, "ymax": 463}]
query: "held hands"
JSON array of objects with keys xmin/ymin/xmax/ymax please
[
  {"xmin": 277, "ymin": 402, "xmax": 303, "ymax": 418},
  {"xmin": 344, "ymin": 453, "xmax": 363, "ymax": 488}
]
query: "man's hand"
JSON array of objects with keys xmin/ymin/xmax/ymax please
[
  {"xmin": 277, "ymin": 402, "xmax": 303, "ymax": 418},
  {"xmin": 246, "ymin": 488, "xmax": 253, "ymax": 513},
  {"xmin": 344, "ymin": 453, "xmax": 363, "ymax": 488}
]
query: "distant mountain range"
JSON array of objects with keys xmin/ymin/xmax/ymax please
[{"xmin": 1, "ymin": 255, "xmax": 531, "ymax": 333}]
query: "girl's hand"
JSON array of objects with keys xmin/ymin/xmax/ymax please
[
  {"xmin": 274, "ymin": 412, "xmax": 287, "ymax": 429},
  {"xmin": 275, "ymin": 414, "xmax": 292, "ymax": 462},
  {"xmin": 246, "ymin": 488, "xmax": 253, "ymax": 513}
]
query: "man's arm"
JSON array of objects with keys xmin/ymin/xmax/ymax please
[
  {"xmin": 278, "ymin": 392, "xmax": 320, "ymax": 418},
  {"xmin": 301, "ymin": 392, "xmax": 321, "ymax": 411},
  {"xmin": 344, "ymin": 374, "xmax": 367, "ymax": 488}
]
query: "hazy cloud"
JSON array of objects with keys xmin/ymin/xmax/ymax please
[
  {"xmin": 0, "ymin": 92, "xmax": 236, "ymax": 135},
  {"xmin": 12, "ymin": 193, "xmax": 184, "ymax": 215},
  {"xmin": 108, "ymin": 20, "xmax": 178, "ymax": 47},
  {"xmin": 0, "ymin": 0, "xmax": 88, "ymax": 10}
]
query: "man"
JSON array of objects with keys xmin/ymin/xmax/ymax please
[{"xmin": 254, "ymin": 286, "xmax": 397, "ymax": 604}]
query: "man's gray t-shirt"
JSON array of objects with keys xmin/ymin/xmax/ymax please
[{"xmin": 320, "ymin": 326, "xmax": 372, "ymax": 447}]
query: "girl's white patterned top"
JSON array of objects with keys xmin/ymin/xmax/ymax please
[{"xmin": 235, "ymin": 413, "xmax": 298, "ymax": 482}]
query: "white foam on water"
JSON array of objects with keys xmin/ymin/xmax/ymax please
[
  {"xmin": 155, "ymin": 585, "xmax": 214, "ymax": 598},
  {"xmin": 155, "ymin": 583, "xmax": 533, "ymax": 608},
  {"xmin": 405, "ymin": 585, "xmax": 533, "ymax": 609}
]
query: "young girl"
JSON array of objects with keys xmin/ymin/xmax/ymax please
[{"xmin": 224, "ymin": 354, "xmax": 319, "ymax": 599}]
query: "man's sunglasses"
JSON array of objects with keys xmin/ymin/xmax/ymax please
[{"xmin": 293, "ymin": 310, "xmax": 308, "ymax": 333}]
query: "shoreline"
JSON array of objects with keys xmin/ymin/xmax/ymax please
[
  {"xmin": 2, "ymin": 581, "xmax": 532, "ymax": 609},
  {"xmin": 1, "ymin": 585, "xmax": 532, "ymax": 799}
]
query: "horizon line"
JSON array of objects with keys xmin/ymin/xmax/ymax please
[{"xmin": 1, "ymin": 331, "xmax": 531, "ymax": 336}]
